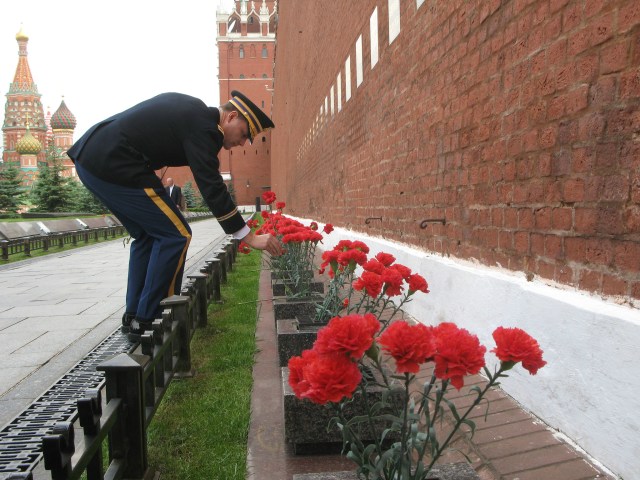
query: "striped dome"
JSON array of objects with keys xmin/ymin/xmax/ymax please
[
  {"xmin": 16, "ymin": 127, "xmax": 42, "ymax": 155},
  {"xmin": 50, "ymin": 99, "xmax": 77, "ymax": 130}
]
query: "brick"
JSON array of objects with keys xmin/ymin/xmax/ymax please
[
  {"xmin": 537, "ymin": 260, "xmax": 556, "ymax": 280},
  {"xmin": 577, "ymin": 112, "xmax": 605, "ymax": 140},
  {"xmin": 551, "ymin": 149, "xmax": 572, "ymax": 175},
  {"xmin": 571, "ymin": 147, "xmax": 596, "ymax": 173},
  {"xmin": 479, "ymin": 429, "xmax": 560, "ymax": 460},
  {"xmin": 565, "ymin": 236, "xmax": 586, "ymax": 262},
  {"xmin": 620, "ymin": 68, "xmax": 640, "ymax": 100},
  {"xmin": 539, "ymin": 125, "xmax": 557, "ymax": 148},
  {"xmin": 492, "ymin": 443, "xmax": 582, "ymax": 475},
  {"xmin": 619, "ymin": 0, "xmax": 640, "ymax": 33},
  {"xmin": 530, "ymin": 232, "xmax": 545, "ymax": 255},
  {"xmin": 614, "ymin": 240, "xmax": 640, "ymax": 272},
  {"xmin": 562, "ymin": 178, "xmax": 584, "ymax": 202},
  {"xmin": 575, "ymin": 53, "xmax": 599, "ymax": 82},
  {"xmin": 589, "ymin": 75, "xmax": 617, "ymax": 105},
  {"xmin": 545, "ymin": 235, "xmax": 563, "ymax": 258},
  {"xmin": 565, "ymin": 84, "xmax": 589, "ymax": 114},
  {"xmin": 567, "ymin": 27, "xmax": 591, "ymax": 56},
  {"xmin": 562, "ymin": 2, "xmax": 582, "ymax": 33},
  {"xmin": 557, "ymin": 119, "xmax": 578, "ymax": 145},
  {"xmin": 574, "ymin": 208, "xmax": 598, "ymax": 234},
  {"xmin": 514, "ymin": 231, "xmax": 529, "ymax": 254},
  {"xmin": 534, "ymin": 207, "xmax": 552, "ymax": 229},
  {"xmin": 578, "ymin": 269, "xmax": 601, "ymax": 292},
  {"xmin": 600, "ymin": 39, "xmax": 630, "ymax": 74},
  {"xmin": 511, "ymin": 459, "xmax": 609, "ymax": 480},
  {"xmin": 602, "ymin": 273, "xmax": 627, "ymax": 296},
  {"xmin": 471, "ymin": 418, "xmax": 547, "ymax": 444},
  {"xmin": 586, "ymin": 238, "xmax": 613, "ymax": 265},
  {"xmin": 551, "ymin": 206, "xmax": 573, "ymax": 229},
  {"xmin": 556, "ymin": 263, "xmax": 573, "ymax": 283}
]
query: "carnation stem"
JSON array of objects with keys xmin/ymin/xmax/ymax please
[{"xmin": 426, "ymin": 366, "xmax": 505, "ymax": 472}]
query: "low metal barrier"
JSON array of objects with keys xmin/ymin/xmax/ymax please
[
  {"xmin": 0, "ymin": 227, "xmax": 127, "ymax": 261},
  {"xmin": 9, "ymin": 237, "xmax": 239, "ymax": 480},
  {"xmin": 0, "ymin": 213, "xmax": 216, "ymax": 261}
]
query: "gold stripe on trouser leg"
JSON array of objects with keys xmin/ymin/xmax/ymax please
[{"xmin": 144, "ymin": 188, "xmax": 192, "ymax": 297}]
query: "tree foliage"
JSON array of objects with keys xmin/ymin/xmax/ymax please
[
  {"xmin": 0, "ymin": 164, "xmax": 25, "ymax": 214},
  {"xmin": 29, "ymin": 147, "xmax": 75, "ymax": 212},
  {"xmin": 183, "ymin": 181, "xmax": 198, "ymax": 209}
]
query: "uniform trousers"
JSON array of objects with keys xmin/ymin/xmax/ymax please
[{"xmin": 75, "ymin": 163, "xmax": 192, "ymax": 321}]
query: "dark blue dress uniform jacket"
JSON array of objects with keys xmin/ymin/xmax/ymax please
[{"xmin": 67, "ymin": 92, "xmax": 244, "ymax": 234}]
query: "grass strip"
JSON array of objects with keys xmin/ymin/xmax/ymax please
[{"xmin": 147, "ymin": 249, "xmax": 261, "ymax": 480}]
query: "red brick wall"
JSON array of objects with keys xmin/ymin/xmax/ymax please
[{"xmin": 271, "ymin": 0, "xmax": 640, "ymax": 302}]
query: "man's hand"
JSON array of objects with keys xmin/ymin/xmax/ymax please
[{"xmin": 242, "ymin": 230, "xmax": 284, "ymax": 256}]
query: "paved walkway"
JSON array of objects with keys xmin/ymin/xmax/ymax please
[{"xmin": 0, "ymin": 218, "xmax": 227, "ymax": 429}]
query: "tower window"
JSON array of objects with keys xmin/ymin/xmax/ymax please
[
  {"xmin": 239, "ymin": 46, "xmax": 244, "ymax": 58},
  {"xmin": 262, "ymin": 45, "xmax": 268, "ymax": 58}
]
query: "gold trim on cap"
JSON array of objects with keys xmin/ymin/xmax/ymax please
[{"xmin": 229, "ymin": 97, "xmax": 261, "ymax": 138}]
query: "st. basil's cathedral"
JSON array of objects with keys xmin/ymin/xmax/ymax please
[{"xmin": 1, "ymin": 26, "xmax": 77, "ymax": 187}]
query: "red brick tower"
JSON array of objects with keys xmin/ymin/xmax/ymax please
[
  {"xmin": 2, "ymin": 26, "xmax": 47, "ymax": 178},
  {"xmin": 216, "ymin": 0, "xmax": 276, "ymax": 207}
]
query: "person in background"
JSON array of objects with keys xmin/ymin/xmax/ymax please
[
  {"xmin": 67, "ymin": 90, "xmax": 283, "ymax": 340},
  {"xmin": 165, "ymin": 177, "xmax": 184, "ymax": 211}
]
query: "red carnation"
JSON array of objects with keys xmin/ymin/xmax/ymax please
[
  {"xmin": 238, "ymin": 241, "xmax": 251, "ymax": 254},
  {"xmin": 375, "ymin": 252, "xmax": 396, "ymax": 266},
  {"xmin": 315, "ymin": 313, "xmax": 380, "ymax": 360},
  {"xmin": 433, "ymin": 323, "xmax": 486, "ymax": 390},
  {"xmin": 390, "ymin": 263, "xmax": 412, "ymax": 281},
  {"xmin": 381, "ymin": 268, "xmax": 404, "ymax": 296},
  {"xmin": 310, "ymin": 221, "xmax": 318, "ymax": 231},
  {"xmin": 261, "ymin": 210, "xmax": 269, "ymax": 219},
  {"xmin": 288, "ymin": 349, "xmax": 318, "ymax": 397},
  {"xmin": 362, "ymin": 259, "xmax": 386, "ymax": 275},
  {"xmin": 323, "ymin": 223, "xmax": 334, "ymax": 234},
  {"xmin": 408, "ymin": 273, "xmax": 429, "ymax": 294},
  {"xmin": 338, "ymin": 249, "xmax": 368, "ymax": 267},
  {"xmin": 262, "ymin": 190, "xmax": 277, "ymax": 205},
  {"xmin": 353, "ymin": 271, "xmax": 383, "ymax": 298},
  {"xmin": 351, "ymin": 241, "xmax": 370, "ymax": 253},
  {"xmin": 301, "ymin": 354, "xmax": 362, "ymax": 405},
  {"xmin": 276, "ymin": 201, "xmax": 286, "ymax": 210},
  {"xmin": 378, "ymin": 321, "xmax": 437, "ymax": 374},
  {"xmin": 491, "ymin": 327, "xmax": 546, "ymax": 375}
]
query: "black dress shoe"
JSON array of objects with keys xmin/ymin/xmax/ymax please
[
  {"xmin": 127, "ymin": 318, "xmax": 154, "ymax": 342},
  {"xmin": 121, "ymin": 312, "xmax": 136, "ymax": 333}
]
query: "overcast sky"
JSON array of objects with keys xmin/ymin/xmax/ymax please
[{"xmin": 0, "ymin": 0, "xmax": 235, "ymax": 138}]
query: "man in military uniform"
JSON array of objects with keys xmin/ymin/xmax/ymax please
[{"xmin": 68, "ymin": 90, "xmax": 282, "ymax": 340}]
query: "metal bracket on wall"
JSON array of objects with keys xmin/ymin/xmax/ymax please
[
  {"xmin": 365, "ymin": 217, "xmax": 382, "ymax": 225},
  {"xmin": 420, "ymin": 218, "xmax": 446, "ymax": 228}
]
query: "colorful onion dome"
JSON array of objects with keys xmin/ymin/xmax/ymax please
[
  {"xmin": 16, "ymin": 126, "xmax": 42, "ymax": 155},
  {"xmin": 50, "ymin": 99, "xmax": 77, "ymax": 130}
]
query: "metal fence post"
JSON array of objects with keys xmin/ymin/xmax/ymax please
[
  {"xmin": 205, "ymin": 258, "xmax": 222, "ymax": 302},
  {"xmin": 215, "ymin": 249, "xmax": 228, "ymax": 283},
  {"xmin": 187, "ymin": 273, "xmax": 208, "ymax": 328},
  {"xmin": 159, "ymin": 295, "xmax": 193, "ymax": 376},
  {"xmin": 97, "ymin": 353, "xmax": 150, "ymax": 480},
  {"xmin": 1, "ymin": 240, "xmax": 8, "ymax": 261}
]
